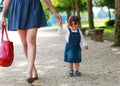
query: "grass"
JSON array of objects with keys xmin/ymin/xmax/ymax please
[
  {"xmin": 81, "ymin": 19, "xmax": 114, "ymax": 41},
  {"xmin": 53, "ymin": 18, "xmax": 114, "ymax": 41}
]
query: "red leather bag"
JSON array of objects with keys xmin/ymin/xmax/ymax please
[{"xmin": 0, "ymin": 24, "xmax": 14, "ymax": 67}]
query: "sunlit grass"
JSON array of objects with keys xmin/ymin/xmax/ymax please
[
  {"xmin": 81, "ymin": 18, "xmax": 109, "ymax": 28},
  {"xmin": 81, "ymin": 19, "xmax": 114, "ymax": 41},
  {"xmin": 104, "ymin": 26, "xmax": 114, "ymax": 33},
  {"xmin": 81, "ymin": 18, "xmax": 114, "ymax": 34},
  {"xmin": 54, "ymin": 18, "xmax": 114, "ymax": 34},
  {"xmin": 52, "ymin": 18, "xmax": 114, "ymax": 41}
]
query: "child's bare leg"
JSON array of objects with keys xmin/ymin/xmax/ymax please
[
  {"xmin": 75, "ymin": 63, "xmax": 80, "ymax": 71},
  {"xmin": 75, "ymin": 63, "xmax": 81, "ymax": 76},
  {"xmin": 68, "ymin": 63, "xmax": 74, "ymax": 76},
  {"xmin": 68, "ymin": 63, "xmax": 73, "ymax": 70}
]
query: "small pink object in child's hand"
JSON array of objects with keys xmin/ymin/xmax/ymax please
[
  {"xmin": 84, "ymin": 45, "xmax": 88, "ymax": 50},
  {"xmin": 59, "ymin": 21, "xmax": 62, "ymax": 27}
]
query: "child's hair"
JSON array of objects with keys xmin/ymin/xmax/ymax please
[{"xmin": 68, "ymin": 16, "xmax": 80, "ymax": 26}]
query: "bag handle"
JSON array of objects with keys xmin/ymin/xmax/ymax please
[{"xmin": 1, "ymin": 24, "xmax": 10, "ymax": 41}]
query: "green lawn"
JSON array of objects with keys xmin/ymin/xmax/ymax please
[
  {"xmin": 81, "ymin": 19, "xmax": 107, "ymax": 28},
  {"xmin": 81, "ymin": 19, "xmax": 114, "ymax": 33},
  {"xmin": 81, "ymin": 19, "xmax": 114, "ymax": 41},
  {"xmin": 54, "ymin": 18, "xmax": 114, "ymax": 41}
]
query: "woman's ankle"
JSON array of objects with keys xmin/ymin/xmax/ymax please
[{"xmin": 32, "ymin": 67, "xmax": 38, "ymax": 77}]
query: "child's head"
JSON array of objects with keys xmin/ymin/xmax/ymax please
[{"xmin": 68, "ymin": 16, "xmax": 80, "ymax": 29}]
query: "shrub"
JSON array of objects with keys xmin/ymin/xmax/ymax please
[{"xmin": 105, "ymin": 20, "xmax": 115, "ymax": 26}]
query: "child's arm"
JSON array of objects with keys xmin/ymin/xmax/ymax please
[
  {"xmin": 58, "ymin": 21, "xmax": 67, "ymax": 35},
  {"xmin": 79, "ymin": 29, "xmax": 88, "ymax": 50}
]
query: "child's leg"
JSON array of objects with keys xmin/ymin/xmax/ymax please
[
  {"xmin": 75, "ymin": 63, "xmax": 81, "ymax": 76},
  {"xmin": 68, "ymin": 63, "xmax": 73, "ymax": 70},
  {"xmin": 74, "ymin": 63, "xmax": 80, "ymax": 71},
  {"xmin": 68, "ymin": 63, "xmax": 74, "ymax": 76}
]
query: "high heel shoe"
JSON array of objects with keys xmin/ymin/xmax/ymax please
[
  {"xmin": 33, "ymin": 75, "xmax": 38, "ymax": 80},
  {"xmin": 26, "ymin": 77, "xmax": 35, "ymax": 83}
]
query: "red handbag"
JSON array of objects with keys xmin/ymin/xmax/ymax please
[{"xmin": 0, "ymin": 24, "xmax": 14, "ymax": 67}]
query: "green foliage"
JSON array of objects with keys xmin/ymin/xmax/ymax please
[
  {"xmin": 41, "ymin": 0, "xmax": 87, "ymax": 13},
  {"xmin": 93, "ymin": 0, "xmax": 115, "ymax": 9},
  {"xmin": 0, "ymin": 0, "xmax": 3, "ymax": 12},
  {"xmin": 40, "ymin": 0, "xmax": 52, "ymax": 20},
  {"xmin": 41, "ymin": 0, "xmax": 87, "ymax": 20},
  {"xmin": 50, "ymin": 0, "xmax": 73, "ymax": 12},
  {"xmin": 51, "ymin": 0, "xmax": 72, "ymax": 7},
  {"xmin": 105, "ymin": 20, "xmax": 115, "ymax": 26}
]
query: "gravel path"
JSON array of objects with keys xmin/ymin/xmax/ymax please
[{"xmin": 0, "ymin": 27, "xmax": 120, "ymax": 86}]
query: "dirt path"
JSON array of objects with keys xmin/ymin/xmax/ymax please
[{"xmin": 0, "ymin": 27, "xmax": 120, "ymax": 86}]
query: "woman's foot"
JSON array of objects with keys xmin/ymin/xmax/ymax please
[
  {"xmin": 26, "ymin": 77, "xmax": 35, "ymax": 83},
  {"xmin": 33, "ymin": 75, "xmax": 38, "ymax": 80},
  {"xmin": 26, "ymin": 67, "xmax": 38, "ymax": 83},
  {"xmin": 27, "ymin": 71, "xmax": 35, "ymax": 83},
  {"xmin": 32, "ymin": 67, "xmax": 38, "ymax": 80},
  {"xmin": 26, "ymin": 74, "xmax": 38, "ymax": 83}
]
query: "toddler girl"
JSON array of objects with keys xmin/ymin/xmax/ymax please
[{"xmin": 58, "ymin": 16, "xmax": 88, "ymax": 77}]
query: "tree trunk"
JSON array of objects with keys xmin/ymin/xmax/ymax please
[
  {"xmin": 114, "ymin": 0, "xmax": 120, "ymax": 46},
  {"xmin": 108, "ymin": 8, "xmax": 111, "ymax": 20},
  {"xmin": 72, "ymin": 0, "xmax": 75, "ymax": 15},
  {"xmin": 87, "ymin": 0, "xmax": 94, "ymax": 29},
  {"xmin": 67, "ymin": 7, "xmax": 71, "ymax": 21},
  {"xmin": 0, "ymin": 0, "xmax": 3, "ymax": 12},
  {"xmin": 75, "ymin": 0, "xmax": 81, "ymax": 27}
]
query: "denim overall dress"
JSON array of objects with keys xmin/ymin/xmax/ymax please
[{"xmin": 64, "ymin": 28, "xmax": 81, "ymax": 63}]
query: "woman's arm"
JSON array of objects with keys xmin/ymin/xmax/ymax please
[
  {"xmin": 44, "ymin": 0, "xmax": 62, "ymax": 24},
  {"xmin": 1, "ymin": 0, "xmax": 11, "ymax": 25},
  {"xmin": 1, "ymin": 0, "xmax": 10, "ymax": 17},
  {"xmin": 44, "ymin": 0, "xmax": 57, "ymax": 15}
]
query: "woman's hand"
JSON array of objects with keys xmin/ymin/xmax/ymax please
[
  {"xmin": 54, "ymin": 13, "xmax": 62, "ymax": 26},
  {"xmin": 44, "ymin": 0, "xmax": 62, "ymax": 25},
  {"xmin": 1, "ymin": 14, "xmax": 6, "ymax": 25}
]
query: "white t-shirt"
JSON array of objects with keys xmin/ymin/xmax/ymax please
[{"xmin": 58, "ymin": 26, "xmax": 87, "ymax": 47}]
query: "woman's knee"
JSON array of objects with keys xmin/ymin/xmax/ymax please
[
  {"xmin": 26, "ymin": 29, "xmax": 37, "ymax": 46},
  {"xmin": 27, "ymin": 38, "xmax": 36, "ymax": 46}
]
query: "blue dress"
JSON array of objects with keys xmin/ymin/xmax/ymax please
[
  {"xmin": 64, "ymin": 28, "xmax": 82, "ymax": 63},
  {"xmin": 8, "ymin": 0, "xmax": 47, "ymax": 31}
]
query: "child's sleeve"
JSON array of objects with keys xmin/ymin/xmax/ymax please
[
  {"xmin": 79, "ymin": 29, "xmax": 87, "ymax": 46},
  {"xmin": 58, "ymin": 26, "xmax": 67, "ymax": 35}
]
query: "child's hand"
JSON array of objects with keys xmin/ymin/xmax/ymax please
[
  {"xmin": 59, "ymin": 21, "xmax": 62, "ymax": 28},
  {"xmin": 84, "ymin": 45, "xmax": 88, "ymax": 50},
  {"xmin": 58, "ymin": 17, "xmax": 62, "ymax": 28}
]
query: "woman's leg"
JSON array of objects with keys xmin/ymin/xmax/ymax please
[
  {"xmin": 26, "ymin": 28, "xmax": 38, "ymax": 78},
  {"xmin": 17, "ymin": 30, "xmax": 27, "ymax": 57},
  {"xmin": 18, "ymin": 29, "xmax": 38, "ymax": 78}
]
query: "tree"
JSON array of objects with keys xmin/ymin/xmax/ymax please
[
  {"xmin": 114, "ymin": 0, "xmax": 120, "ymax": 46},
  {"xmin": 93, "ymin": 0, "xmax": 115, "ymax": 20},
  {"xmin": 0, "ymin": 0, "xmax": 3, "ymax": 12},
  {"xmin": 41, "ymin": 0, "xmax": 73, "ymax": 20},
  {"xmin": 75, "ymin": 0, "xmax": 81, "ymax": 27},
  {"xmin": 93, "ymin": 0, "xmax": 114, "ymax": 9},
  {"xmin": 41, "ymin": 0, "xmax": 87, "ymax": 21},
  {"xmin": 70, "ymin": 0, "xmax": 87, "ymax": 27},
  {"xmin": 87, "ymin": 0, "xmax": 94, "ymax": 29}
]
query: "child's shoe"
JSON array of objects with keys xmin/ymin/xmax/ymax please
[
  {"xmin": 68, "ymin": 70, "xmax": 74, "ymax": 77},
  {"xmin": 75, "ymin": 71, "xmax": 81, "ymax": 76}
]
